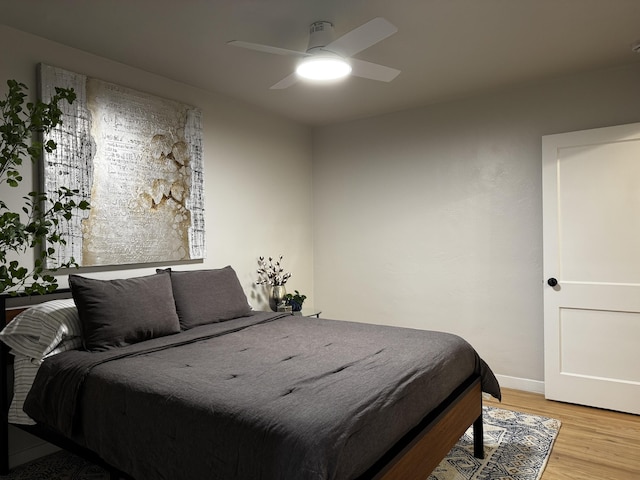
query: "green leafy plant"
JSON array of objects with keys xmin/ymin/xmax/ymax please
[
  {"xmin": 0, "ymin": 79, "xmax": 89, "ymax": 295},
  {"xmin": 284, "ymin": 290, "xmax": 307, "ymax": 312}
]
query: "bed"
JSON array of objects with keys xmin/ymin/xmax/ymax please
[{"xmin": 0, "ymin": 267, "xmax": 500, "ymax": 480}]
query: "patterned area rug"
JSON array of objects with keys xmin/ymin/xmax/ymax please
[
  {"xmin": 0, "ymin": 450, "xmax": 109, "ymax": 480},
  {"xmin": 1, "ymin": 406, "xmax": 559, "ymax": 480},
  {"xmin": 429, "ymin": 406, "xmax": 561, "ymax": 480}
]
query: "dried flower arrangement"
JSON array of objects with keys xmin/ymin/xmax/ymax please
[{"xmin": 256, "ymin": 255, "xmax": 291, "ymax": 286}]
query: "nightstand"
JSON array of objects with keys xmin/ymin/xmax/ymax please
[{"xmin": 293, "ymin": 310, "xmax": 321, "ymax": 318}]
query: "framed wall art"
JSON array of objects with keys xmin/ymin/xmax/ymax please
[{"xmin": 38, "ymin": 64, "xmax": 205, "ymax": 268}]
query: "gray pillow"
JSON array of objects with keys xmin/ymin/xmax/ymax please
[
  {"xmin": 160, "ymin": 266, "xmax": 252, "ymax": 329},
  {"xmin": 69, "ymin": 273, "xmax": 181, "ymax": 352}
]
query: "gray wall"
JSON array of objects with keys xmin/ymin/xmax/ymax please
[{"xmin": 312, "ymin": 62, "xmax": 640, "ymax": 390}]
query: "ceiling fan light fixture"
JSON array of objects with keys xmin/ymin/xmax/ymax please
[
  {"xmin": 296, "ymin": 55, "xmax": 352, "ymax": 81},
  {"xmin": 228, "ymin": 17, "xmax": 399, "ymax": 89}
]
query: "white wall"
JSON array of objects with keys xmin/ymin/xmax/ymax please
[
  {"xmin": 4, "ymin": 20, "xmax": 640, "ymax": 467},
  {"xmin": 312, "ymin": 62, "xmax": 640, "ymax": 390},
  {"xmin": 0, "ymin": 25, "xmax": 314, "ymax": 308},
  {"xmin": 0, "ymin": 26, "xmax": 314, "ymax": 467}
]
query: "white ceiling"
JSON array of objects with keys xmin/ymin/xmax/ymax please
[{"xmin": 2, "ymin": 0, "xmax": 640, "ymax": 126}]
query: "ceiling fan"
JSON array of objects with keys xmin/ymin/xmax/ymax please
[{"xmin": 227, "ymin": 17, "xmax": 401, "ymax": 89}]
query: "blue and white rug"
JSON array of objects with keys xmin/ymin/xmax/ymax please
[{"xmin": 429, "ymin": 406, "xmax": 561, "ymax": 480}]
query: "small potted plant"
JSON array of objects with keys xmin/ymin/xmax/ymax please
[{"xmin": 284, "ymin": 290, "xmax": 307, "ymax": 314}]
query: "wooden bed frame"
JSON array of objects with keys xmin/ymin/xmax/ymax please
[{"xmin": 0, "ymin": 291, "xmax": 484, "ymax": 480}]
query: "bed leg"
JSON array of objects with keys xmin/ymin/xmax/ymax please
[
  {"xmin": 1, "ymin": 335, "xmax": 10, "ymax": 475},
  {"xmin": 473, "ymin": 413, "xmax": 484, "ymax": 459},
  {"xmin": 0, "ymin": 408, "xmax": 7, "ymax": 475}
]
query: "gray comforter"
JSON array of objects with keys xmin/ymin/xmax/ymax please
[{"xmin": 25, "ymin": 312, "xmax": 500, "ymax": 480}]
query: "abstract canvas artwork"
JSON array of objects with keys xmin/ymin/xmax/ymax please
[{"xmin": 39, "ymin": 64, "xmax": 205, "ymax": 268}]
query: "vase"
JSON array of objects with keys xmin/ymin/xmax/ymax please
[{"xmin": 269, "ymin": 285, "xmax": 287, "ymax": 312}]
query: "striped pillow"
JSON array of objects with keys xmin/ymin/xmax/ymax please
[
  {"xmin": 0, "ymin": 299, "xmax": 83, "ymax": 362},
  {"xmin": 9, "ymin": 355, "xmax": 39, "ymax": 424}
]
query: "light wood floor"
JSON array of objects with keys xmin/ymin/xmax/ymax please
[{"xmin": 484, "ymin": 388, "xmax": 640, "ymax": 480}]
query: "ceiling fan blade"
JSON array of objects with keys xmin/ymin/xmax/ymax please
[
  {"xmin": 270, "ymin": 72, "xmax": 299, "ymax": 90},
  {"xmin": 226, "ymin": 40, "xmax": 307, "ymax": 57},
  {"xmin": 349, "ymin": 58, "xmax": 400, "ymax": 82},
  {"xmin": 325, "ymin": 17, "xmax": 397, "ymax": 57}
]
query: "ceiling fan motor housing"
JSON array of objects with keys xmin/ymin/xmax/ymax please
[{"xmin": 307, "ymin": 21, "xmax": 335, "ymax": 52}]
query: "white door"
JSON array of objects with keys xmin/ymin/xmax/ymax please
[{"xmin": 543, "ymin": 123, "xmax": 640, "ymax": 415}]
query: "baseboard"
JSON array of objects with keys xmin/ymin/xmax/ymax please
[
  {"xmin": 9, "ymin": 441, "xmax": 59, "ymax": 469},
  {"xmin": 8, "ymin": 425, "xmax": 60, "ymax": 469},
  {"xmin": 495, "ymin": 374, "xmax": 545, "ymax": 394}
]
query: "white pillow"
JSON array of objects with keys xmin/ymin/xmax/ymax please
[{"xmin": 0, "ymin": 299, "xmax": 83, "ymax": 361}]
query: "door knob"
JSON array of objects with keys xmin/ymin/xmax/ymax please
[{"xmin": 547, "ymin": 278, "xmax": 558, "ymax": 287}]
